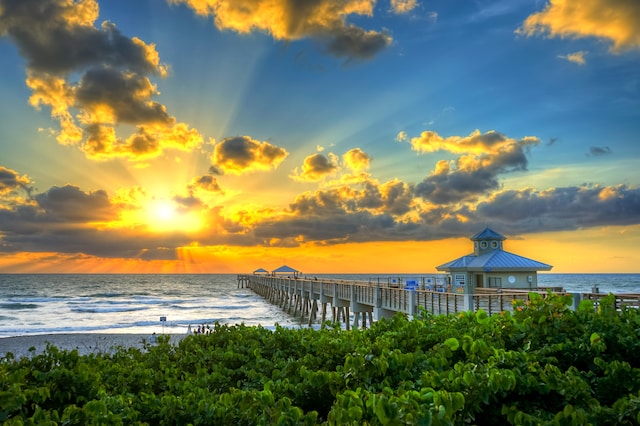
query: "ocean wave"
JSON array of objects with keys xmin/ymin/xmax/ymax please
[
  {"xmin": 0, "ymin": 303, "xmax": 39, "ymax": 310},
  {"xmin": 85, "ymin": 292, "xmax": 124, "ymax": 298},
  {"xmin": 70, "ymin": 306, "xmax": 150, "ymax": 314},
  {"xmin": 168, "ymin": 304, "xmax": 201, "ymax": 310},
  {"xmin": 214, "ymin": 304, "xmax": 252, "ymax": 311},
  {"xmin": 8, "ymin": 297, "xmax": 65, "ymax": 303}
]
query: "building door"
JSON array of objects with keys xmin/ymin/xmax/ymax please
[{"xmin": 454, "ymin": 274, "xmax": 465, "ymax": 292}]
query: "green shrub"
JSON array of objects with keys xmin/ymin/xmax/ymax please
[{"xmin": 2, "ymin": 293, "xmax": 640, "ymax": 425}]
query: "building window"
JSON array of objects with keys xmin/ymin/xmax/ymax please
[
  {"xmin": 481, "ymin": 241, "xmax": 488, "ymax": 248},
  {"xmin": 491, "ymin": 241, "xmax": 498, "ymax": 248},
  {"xmin": 488, "ymin": 277, "xmax": 502, "ymax": 288}
]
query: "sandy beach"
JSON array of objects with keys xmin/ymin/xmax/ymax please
[{"xmin": 0, "ymin": 333, "xmax": 189, "ymax": 359}]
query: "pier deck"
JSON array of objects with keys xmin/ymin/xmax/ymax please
[{"xmin": 238, "ymin": 274, "xmax": 640, "ymax": 328}]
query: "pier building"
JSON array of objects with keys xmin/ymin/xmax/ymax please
[{"xmin": 436, "ymin": 228, "xmax": 553, "ymax": 293}]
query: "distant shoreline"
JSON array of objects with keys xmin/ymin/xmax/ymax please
[{"xmin": 0, "ymin": 333, "xmax": 188, "ymax": 359}]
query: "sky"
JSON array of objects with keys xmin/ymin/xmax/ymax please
[{"xmin": 0, "ymin": 0, "xmax": 639, "ymax": 274}]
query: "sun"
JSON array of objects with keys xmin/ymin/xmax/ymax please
[
  {"xmin": 152, "ymin": 200, "xmax": 176, "ymax": 222},
  {"xmin": 144, "ymin": 199, "xmax": 203, "ymax": 233}
]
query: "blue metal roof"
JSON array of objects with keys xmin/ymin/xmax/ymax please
[
  {"xmin": 471, "ymin": 227, "xmax": 506, "ymax": 241},
  {"xmin": 272, "ymin": 265, "xmax": 299, "ymax": 274},
  {"xmin": 437, "ymin": 250, "xmax": 552, "ymax": 272}
]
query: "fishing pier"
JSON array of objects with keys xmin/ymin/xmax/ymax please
[
  {"xmin": 238, "ymin": 274, "xmax": 537, "ymax": 328},
  {"xmin": 238, "ymin": 274, "xmax": 640, "ymax": 329}
]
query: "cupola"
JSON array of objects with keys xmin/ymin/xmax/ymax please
[{"xmin": 471, "ymin": 227, "xmax": 505, "ymax": 256}]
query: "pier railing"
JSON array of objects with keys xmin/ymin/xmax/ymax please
[{"xmin": 237, "ymin": 275, "xmax": 640, "ymax": 329}]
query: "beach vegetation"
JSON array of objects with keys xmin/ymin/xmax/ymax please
[{"xmin": 1, "ymin": 293, "xmax": 640, "ymax": 424}]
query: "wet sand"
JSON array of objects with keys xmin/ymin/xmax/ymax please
[{"xmin": 0, "ymin": 333, "xmax": 188, "ymax": 359}]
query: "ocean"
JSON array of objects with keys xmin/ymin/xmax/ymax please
[{"xmin": 1, "ymin": 273, "xmax": 639, "ymax": 338}]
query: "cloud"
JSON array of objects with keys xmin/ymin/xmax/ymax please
[
  {"xmin": 359, "ymin": 179, "xmax": 414, "ymax": 216},
  {"xmin": 517, "ymin": 0, "xmax": 640, "ymax": 52},
  {"xmin": 290, "ymin": 148, "xmax": 372, "ymax": 182},
  {"xmin": 588, "ymin": 146, "xmax": 612, "ymax": 156},
  {"xmin": 343, "ymin": 148, "xmax": 371, "ymax": 171},
  {"xmin": 167, "ymin": 0, "xmax": 392, "ymax": 60},
  {"xmin": 248, "ymin": 181, "xmax": 640, "ymax": 246},
  {"xmin": 75, "ymin": 67, "xmax": 172, "ymax": 125},
  {"xmin": 290, "ymin": 153, "xmax": 339, "ymax": 182},
  {"xmin": 82, "ymin": 122, "xmax": 202, "ymax": 161},
  {"xmin": 0, "ymin": 1, "xmax": 166, "ymax": 75},
  {"xmin": 390, "ymin": 0, "xmax": 418, "ymax": 15},
  {"xmin": 34, "ymin": 185, "xmax": 117, "ymax": 222},
  {"xmin": 411, "ymin": 130, "xmax": 540, "ymax": 204},
  {"xmin": 211, "ymin": 136, "xmax": 289, "ymax": 175},
  {"xmin": 558, "ymin": 51, "xmax": 587, "ymax": 65},
  {"xmin": 188, "ymin": 175, "xmax": 224, "ymax": 194},
  {"xmin": 475, "ymin": 185, "xmax": 640, "ymax": 232},
  {"xmin": 0, "ymin": 0, "xmax": 203, "ymax": 161},
  {"xmin": 1, "ymin": 167, "xmax": 639, "ymax": 255},
  {"xmin": 0, "ymin": 166, "xmax": 32, "ymax": 196},
  {"xmin": 250, "ymin": 176, "xmax": 416, "ymax": 245}
]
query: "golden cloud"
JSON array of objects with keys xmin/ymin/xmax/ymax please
[
  {"xmin": 343, "ymin": 148, "xmax": 371, "ymax": 171},
  {"xmin": 390, "ymin": 0, "xmax": 418, "ymax": 15},
  {"xmin": 518, "ymin": 0, "xmax": 640, "ymax": 52},
  {"xmin": 558, "ymin": 51, "xmax": 587, "ymax": 65},
  {"xmin": 410, "ymin": 129, "xmax": 536, "ymax": 155},
  {"xmin": 82, "ymin": 123, "xmax": 203, "ymax": 161},
  {"xmin": 168, "ymin": 0, "xmax": 391, "ymax": 59},
  {"xmin": 290, "ymin": 153, "xmax": 339, "ymax": 182}
]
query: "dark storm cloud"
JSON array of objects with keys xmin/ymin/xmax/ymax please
[
  {"xmin": 588, "ymin": 146, "xmax": 612, "ymax": 156},
  {"xmin": 358, "ymin": 180, "xmax": 414, "ymax": 216},
  {"xmin": 211, "ymin": 136, "xmax": 288, "ymax": 175},
  {"xmin": 0, "ymin": 166, "xmax": 32, "ymax": 196},
  {"xmin": 34, "ymin": 185, "xmax": 117, "ymax": 222},
  {"xmin": 475, "ymin": 185, "xmax": 640, "ymax": 232},
  {"xmin": 75, "ymin": 67, "xmax": 172, "ymax": 124},
  {"xmin": 323, "ymin": 25, "xmax": 392, "ymax": 60},
  {"xmin": 413, "ymin": 130, "xmax": 536, "ymax": 204},
  {"xmin": 415, "ymin": 166, "xmax": 501, "ymax": 204},
  {"xmin": 252, "ymin": 210, "xmax": 398, "ymax": 245},
  {"xmin": 414, "ymin": 146, "xmax": 529, "ymax": 204},
  {"xmin": 188, "ymin": 175, "xmax": 223, "ymax": 194},
  {"xmin": 0, "ymin": 0, "xmax": 163, "ymax": 75}
]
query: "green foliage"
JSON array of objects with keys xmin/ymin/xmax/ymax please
[{"xmin": 2, "ymin": 293, "xmax": 640, "ymax": 425}]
